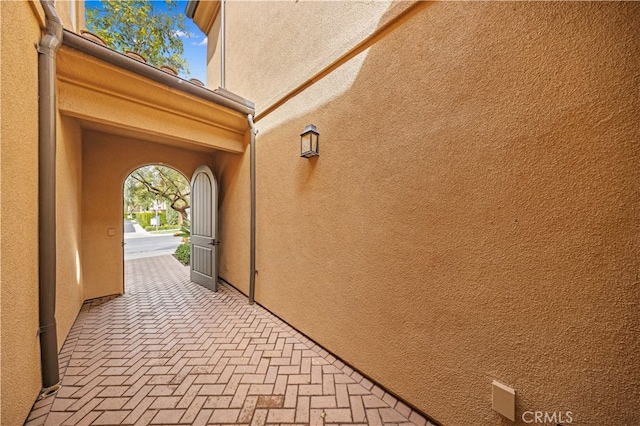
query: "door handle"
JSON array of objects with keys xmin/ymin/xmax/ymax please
[{"xmin": 208, "ymin": 240, "xmax": 221, "ymax": 246}]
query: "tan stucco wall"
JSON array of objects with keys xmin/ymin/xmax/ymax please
[
  {"xmin": 56, "ymin": 115, "xmax": 84, "ymax": 349},
  {"xmin": 54, "ymin": 0, "xmax": 84, "ymax": 33},
  {"xmin": 213, "ymin": 143, "xmax": 251, "ymax": 292},
  {"xmin": 214, "ymin": 2, "xmax": 640, "ymax": 425},
  {"xmin": 208, "ymin": 0, "xmax": 397, "ymax": 104},
  {"xmin": 82, "ymin": 131, "xmax": 216, "ymax": 300},
  {"xmin": 0, "ymin": 1, "xmax": 43, "ymax": 424},
  {"xmin": 57, "ymin": 45, "xmax": 248, "ymax": 155}
]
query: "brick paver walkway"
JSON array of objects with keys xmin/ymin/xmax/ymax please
[{"xmin": 26, "ymin": 255, "xmax": 432, "ymax": 426}]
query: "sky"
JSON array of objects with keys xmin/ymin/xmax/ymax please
[
  {"xmin": 174, "ymin": 0, "xmax": 208, "ymax": 83},
  {"xmin": 84, "ymin": 1, "xmax": 208, "ymax": 84}
]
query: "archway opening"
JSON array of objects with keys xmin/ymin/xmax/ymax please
[{"xmin": 122, "ymin": 164, "xmax": 191, "ymax": 271}]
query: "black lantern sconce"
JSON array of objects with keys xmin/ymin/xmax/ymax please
[{"xmin": 300, "ymin": 124, "xmax": 319, "ymax": 158}]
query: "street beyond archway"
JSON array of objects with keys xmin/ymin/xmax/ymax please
[{"xmin": 124, "ymin": 220, "xmax": 182, "ymax": 260}]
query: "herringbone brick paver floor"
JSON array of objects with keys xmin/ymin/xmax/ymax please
[{"xmin": 26, "ymin": 255, "xmax": 432, "ymax": 426}]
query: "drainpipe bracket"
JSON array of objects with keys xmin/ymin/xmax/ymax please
[
  {"xmin": 40, "ymin": 383, "xmax": 62, "ymax": 400},
  {"xmin": 38, "ymin": 322, "xmax": 57, "ymax": 335},
  {"xmin": 36, "ymin": 44, "xmax": 54, "ymax": 56}
]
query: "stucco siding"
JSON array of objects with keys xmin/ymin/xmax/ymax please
[
  {"xmin": 52, "ymin": 0, "xmax": 84, "ymax": 33},
  {"xmin": 215, "ymin": 2, "xmax": 640, "ymax": 425},
  {"xmin": 214, "ymin": 146, "xmax": 251, "ymax": 294},
  {"xmin": 81, "ymin": 132, "xmax": 217, "ymax": 300},
  {"xmin": 0, "ymin": 1, "xmax": 44, "ymax": 424},
  {"xmin": 56, "ymin": 115, "xmax": 84, "ymax": 350},
  {"xmin": 208, "ymin": 0, "xmax": 400, "ymax": 105}
]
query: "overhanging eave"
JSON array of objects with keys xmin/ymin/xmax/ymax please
[
  {"xmin": 186, "ymin": 0, "xmax": 220, "ymax": 35},
  {"xmin": 57, "ymin": 30, "xmax": 253, "ymax": 154}
]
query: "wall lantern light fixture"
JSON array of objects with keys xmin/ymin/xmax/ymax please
[{"xmin": 300, "ymin": 124, "xmax": 319, "ymax": 158}]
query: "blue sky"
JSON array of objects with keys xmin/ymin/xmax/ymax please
[
  {"xmin": 174, "ymin": 0, "xmax": 208, "ymax": 83},
  {"xmin": 85, "ymin": 1, "xmax": 208, "ymax": 84}
]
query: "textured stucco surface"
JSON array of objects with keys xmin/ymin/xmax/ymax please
[
  {"xmin": 56, "ymin": 115, "xmax": 84, "ymax": 350},
  {"xmin": 82, "ymin": 131, "xmax": 216, "ymax": 300},
  {"xmin": 0, "ymin": 2, "xmax": 44, "ymax": 424},
  {"xmin": 53, "ymin": 0, "xmax": 84, "ymax": 33},
  {"xmin": 214, "ymin": 144, "xmax": 251, "ymax": 294},
  {"xmin": 214, "ymin": 2, "xmax": 640, "ymax": 425},
  {"xmin": 56, "ymin": 46, "xmax": 249, "ymax": 155},
  {"xmin": 209, "ymin": 0, "xmax": 395, "ymax": 105}
]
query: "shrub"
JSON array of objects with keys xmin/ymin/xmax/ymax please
[
  {"xmin": 165, "ymin": 207, "xmax": 179, "ymax": 225},
  {"xmin": 134, "ymin": 211, "xmax": 153, "ymax": 228},
  {"xmin": 174, "ymin": 243, "xmax": 190, "ymax": 265},
  {"xmin": 134, "ymin": 211, "xmax": 166, "ymax": 228},
  {"xmin": 173, "ymin": 222, "xmax": 190, "ymax": 242},
  {"xmin": 144, "ymin": 225, "xmax": 181, "ymax": 232}
]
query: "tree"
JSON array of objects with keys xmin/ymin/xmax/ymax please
[
  {"xmin": 125, "ymin": 166, "xmax": 190, "ymax": 224},
  {"xmin": 124, "ymin": 174, "xmax": 154, "ymax": 214},
  {"xmin": 86, "ymin": 0, "xmax": 190, "ymax": 75}
]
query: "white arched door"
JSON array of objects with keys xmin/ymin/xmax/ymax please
[{"xmin": 190, "ymin": 165, "xmax": 218, "ymax": 291}]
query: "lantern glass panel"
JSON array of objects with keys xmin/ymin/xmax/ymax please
[
  {"xmin": 301, "ymin": 133, "xmax": 311, "ymax": 154},
  {"xmin": 300, "ymin": 125, "xmax": 319, "ymax": 157}
]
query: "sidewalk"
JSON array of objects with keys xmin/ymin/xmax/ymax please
[
  {"xmin": 127, "ymin": 221, "xmax": 149, "ymax": 238},
  {"xmin": 26, "ymin": 255, "xmax": 433, "ymax": 426},
  {"xmin": 124, "ymin": 220, "xmax": 183, "ymax": 261},
  {"xmin": 123, "ymin": 220, "xmax": 167, "ymax": 239}
]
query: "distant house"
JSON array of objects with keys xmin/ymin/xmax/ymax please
[{"xmin": 1, "ymin": 1, "xmax": 639, "ymax": 425}]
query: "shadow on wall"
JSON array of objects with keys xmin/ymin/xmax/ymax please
[{"xmin": 236, "ymin": 2, "xmax": 640, "ymax": 425}]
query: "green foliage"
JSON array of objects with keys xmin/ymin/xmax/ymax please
[
  {"xmin": 173, "ymin": 222, "xmax": 190, "ymax": 241},
  {"xmin": 86, "ymin": 0, "xmax": 190, "ymax": 75},
  {"xmin": 144, "ymin": 225, "xmax": 180, "ymax": 232},
  {"xmin": 124, "ymin": 175, "xmax": 154, "ymax": 214},
  {"xmin": 124, "ymin": 165, "xmax": 190, "ymax": 224},
  {"xmin": 165, "ymin": 206, "xmax": 179, "ymax": 225},
  {"xmin": 134, "ymin": 212, "xmax": 151, "ymax": 228},
  {"xmin": 134, "ymin": 211, "xmax": 166, "ymax": 228},
  {"xmin": 174, "ymin": 243, "xmax": 190, "ymax": 265}
]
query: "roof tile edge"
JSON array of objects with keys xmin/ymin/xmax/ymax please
[{"xmin": 61, "ymin": 29, "xmax": 255, "ymax": 115}]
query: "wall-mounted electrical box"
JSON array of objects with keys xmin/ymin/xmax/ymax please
[{"xmin": 492, "ymin": 380, "xmax": 515, "ymax": 421}]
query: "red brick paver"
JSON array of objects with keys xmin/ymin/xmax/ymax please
[{"xmin": 26, "ymin": 255, "xmax": 433, "ymax": 426}]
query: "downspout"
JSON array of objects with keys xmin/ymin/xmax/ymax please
[
  {"xmin": 37, "ymin": 0, "xmax": 62, "ymax": 394},
  {"xmin": 248, "ymin": 114, "xmax": 257, "ymax": 304}
]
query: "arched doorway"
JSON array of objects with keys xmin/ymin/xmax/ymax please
[
  {"xmin": 122, "ymin": 164, "xmax": 191, "ymax": 289},
  {"xmin": 121, "ymin": 163, "xmax": 219, "ymax": 293},
  {"xmin": 189, "ymin": 165, "xmax": 219, "ymax": 292},
  {"xmin": 81, "ymin": 131, "xmax": 223, "ymax": 300}
]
